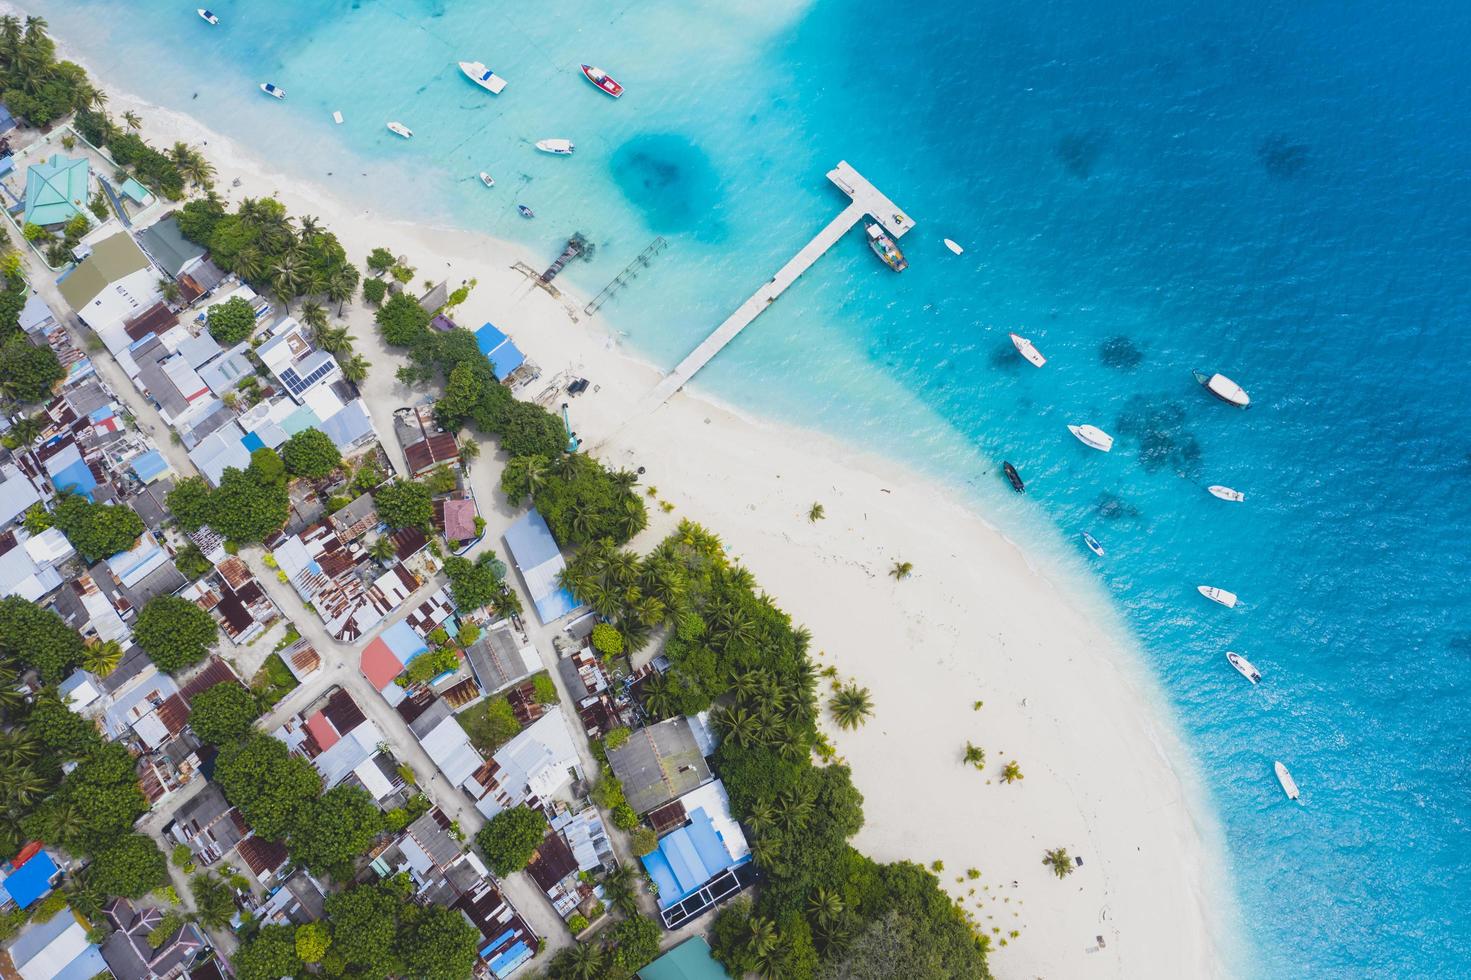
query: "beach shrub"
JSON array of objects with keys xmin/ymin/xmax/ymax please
[
  {"xmin": 51, "ymin": 493, "xmax": 144, "ymax": 562},
  {"xmin": 27, "ymin": 692, "xmax": 103, "ymax": 758},
  {"xmin": 281, "ymin": 427, "xmax": 342, "ymax": 478},
  {"xmin": 176, "ymin": 195, "xmax": 226, "ymax": 243},
  {"xmin": 499, "ymin": 400, "xmax": 567, "ymax": 458},
  {"xmin": 591, "ymin": 623, "xmax": 624, "ymax": 656},
  {"xmin": 476, "ymin": 806, "xmax": 548, "ymax": 877},
  {"xmin": 375, "ymin": 292, "xmax": 432, "ymax": 347},
  {"xmin": 629, "ymin": 826, "xmax": 658, "ymax": 857},
  {"xmin": 366, "ymin": 247, "xmax": 396, "ymax": 274},
  {"xmin": 500, "ymin": 453, "xmax": 646, "ymax": 548},
  {"xmin": 207, "ymin": 295, "xmax": 257, "ymax": 345},
  {"xmin": 567, "ymin": 913, "xmax": 589, "ymax": 935},
  {"xmin": 133, "ymin": 595, "xmax": 217, "ymax": 673},
  {"xmin": 362, "ymin": 277, "xmax": 387, "ymax": 306},
  {"xmin": 0, "ymin": 335, "xmax": 64, "ymax": 402},
  {"xmin": 189, "ymin": 682, "xmax": 259, "ymax": 745}
]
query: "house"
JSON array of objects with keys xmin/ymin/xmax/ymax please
[
  {"xmin": 0, "ymin": 848, "xmax": 61, "ymax": 910},
  {"xmin": 0, "ymin": 463, "xmax": 42, "ymax": 529},
  {"xmin": 473, "ymin": 322, "xmax": 527, "ymax": 382},
  {"xmin": 235, "ymin": 835, "xmax": 289, "ymax": 884},
  {"xmin": 503, "ymin": 509, "xmax": 582, "ymax": 624},
  {"xmin": 359, "ymin": 619, "xmax": 429, "ymax": 699},
  {"xmin": 101, "ymin": 898, "xmax": 207, "ymax": 980},
  {"xmin": 2, "ymin": 907, "xmax": 107, "ymax": 980},
  {"xmin": 637, "ymin": 938, "xmax": 728, "ymax": 980},
  {"xmin": 278, "ymin": 636, "xmax": 322, "ymax": 682},
  {"xmin": 329, "ymin": 493, "xmax": 379, "ymax": 541},
  {"xmin": 274, "ymin": 689, "xmax": 403, "ymax": 804},
  {"xmin": 251, "ymin": 869, "xmax": 328, "ymax": 927},
  {"xmin": 273, "ymin": 522, "xmax": 399, "ymax": 641},
  {"xmin": 455, "ymin": 877, "xmax": 538, "ymax": 980},
  {"xmin": 408, "ymin": 698, "xmax": 482, "ymax": 790},
  {"xmin": 0, "ymin": 529, "xmax": 66, "ymax": 602},
  {"xmin": 165, "ymin": 784, "xmax": 246, "ymax": 867},
  {"xmin": 605, "ymin": 717, "xmax": 712, "ymax": 815},
  {"xmin": 182, "ymin": 558, "xmax": 279, "ymax": 644},
  {"xmin": 255, "ymin": 318, "xmax": 341, "ymax": 404},
  {"xmin": 465, "ymin": 624, "xmax": 542, "ymax": 697},
  {"xmin": 403, "ymin": 586, "xmax": 455, "ymax": 638},
  {"xmin": 435, "ymin": 493, "xmax": 479, "ymax": 547},
  {"xmin": 24, "ymin": 154, "xmax": 90, "ymax": 227},
  {"xmin": 526, "ymin": 828, "xmax": 585, "ymax": 919},
  {"xmin": 137, "ymin": 216, "xmax": 207, "ymax": 280},
  {"xmin": 404, "ymin": 432, "xmax": 459, "ymax": 478},
  {"xmin": 639, "ymin": 780, "xmax": 754, "ymax": 928},
  {"xmin": 57, "ymin": 232, "xmax": 160, "ymax": 354},
  {"xmin": 468, "ymin": 709, "xmax": 582, "ymax": 820}
]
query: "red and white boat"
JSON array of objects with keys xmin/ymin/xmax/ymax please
[{"xmin": 581, "ymin": 65, "xmax": 623, "ymax": 98}]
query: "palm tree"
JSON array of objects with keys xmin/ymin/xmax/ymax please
[
  {"xmin": 0, "ymin": 16, "xmax": 22, "ymax": 58},
  {"xmin": 270, "ymin": 251, "xmax": 306, "ymax": 300},
  {"xmin": 1001, "ymin": 760, "xmax": 1024, "ymax": 784},
  {"xmin": 122, "ymin": 109, "xmax": 142, "ymax": 131},
  {"xmin": 317, "ymin": 325, "xmax": 353, "ymax": 354},
  {"xmin": 233, "ymin": 246, "xmax": 266, "ymax": 282},
  {"xmin": 85, "ymin": 86, "xmax": 108, "ymax": 113},
  {"xmin": 168, "ymin": 141, "xmax": 193, "ymax": 168},
  {"xmin": 458, "ymin": 438, "xmax": 480, "ymax": 466},
  {"xmin": 179, "ymin": 152, "xmax": 216, "ymax": 190},
  {"xmin": 157, "ymin": 277, "xmax": 182, "ymax": 305},
  {"xmin": 299, "ymin": 301, "xmax": 327, "ymax": 332},
  {"xmin": 0, "ymin": 661, "xmax": 22, "ymax": 714},
  {"xmin": 556, "ymin": 941, "xmax": 604, "ymax": 980},
  {"xmin": 729, "ymin": 668, "xmax": 767, "ymax": 700},
  {"xmin": 1043, "ymin": 847, "xmax": 1074, "ymax": 879},
  {"xmin": 340, "ymin": 354, "xmax": 370, "ymax": 385},
  {"xmin": 744, "ymin": 799, "xmax": 776, "ymax": 839},
  {"xmin": 600, "ymin": 862, "xmax": 640, "ymax": 916},
  {"xmin": 368, "ymin": 536, "xmax": 396, "ymax": 562},
  {"xmin": 641, "ymin": 673, "xmax": 676, "ymax": 720},
  {"xmin": 808, "ymin": 502, "xmax": 825, "ymax": 522},
  {"xmin": 83, "ymin": 638, "xmax": 124, "ymax": 677},
  {"xmin": 774, "ymin": 788, "xmax": 814, "ymax": 833},
  {"xmin": 890, "ymin": 560, "xmax": 914, "ymax": 580},
  {"xmin": 716, "ymin": 706, "xmax": 760, "ymax": 749},
  {"xmin": 963, "ymin": 742, "xmax": 986, "ymax": 770},
  {"xmin": 5, "ymin": 413, "xmax": 42, "ymax": 448},
  {"xmin": 327, "ymin": 265, "xmax": 358, "ymax": 315},
  {"xmin": 808, "ymin": 887, "xmax": 844, "ymax": 926},
  {"xmin": 828, "ymin": 683, "xmax": 874, "ymax": 730}
]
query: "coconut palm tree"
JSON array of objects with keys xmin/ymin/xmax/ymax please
[
  {"xmin": 1001, "ymin": 760, "xmax": 1024, "ymax": 784},
  {"xmin": 316, "ymin": 326, "xmax": 353, "ymax": 355},
  {"xmin": 122, "ymin": 109, "xmax": 142, "ymax": 131},
  {"xmin": 299, "ymin": 300, "xmax": 327, "ymax": 332},
  {"xmin": 368, "ymin": 536, "xmax": 396, "ymax": 562},
  {"xmin": 890, "ymin": 560, "xmax": 914, "ymax": 580},
  {"xmin": 340, "ymin": 354, "xmax": 370, "ymax": 385},
  {"xmin": 828, "ymin": 683, "xmax": 874, "ymax": 730},
  {"xmin": 774, "ymin": 788, "xmax": 814, "ymax": 833},
  {"xmin": 458, "ymin": 438, "xmax": 480, "ymax": 467},
  {"xmin": 157, "ymin": 277, "xmax": 182, "ymax": 305},
  {"xmin": 744, "ymin": 915, "xmax": 781, "ymax": 965},
  {"xmin": 82, "ymin": 638, "xmax": 124, "ymax": 677},
  {"xmin": 744, "ymin": 799, "xmax": 776, "ymax": 839},
  {"xmin": 600, "ymin": 862, "xmax": 640, "ymax": 916},
  {"xmin": 641, "ymin": 673, "xmax": 676, "ymax": 721},
  {"xmin": 5, "ymin": 413, "xmax": 42, "ymax": 449},
  {"xmin": 233, "ymin": 246, "xmax": 265, "ymax": 282},
  {"xmin": 716, "ymin": 706, "xmax": 760, "ymax": 749},
  {"xmin": 178, "ymin": 151, "xmax": 216, "ymax": 190},
  {"xmin": 808, "ymin": 887, "xmax": 844, "ymax": 926},
  {"xmin": 0, "ymin": 662, "xmax": 21, "ymax": 715},
  {"xmin": 270, "ymin": 252, "xmax": 306, "ymax": 300},
  {"xmin": 808, "ymin": 502, "xmax": 825, "ymax": 522},
  {"xmin": 327, "ymin": 265, "xmax": 358, "ymax": 315},
  {"xmin": 1043, "ymin": 847, "xmax": 1074, "ymax": 879}
]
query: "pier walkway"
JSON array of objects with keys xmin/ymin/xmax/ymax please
[{"xmin": 644, "ymin": 161, "xmax": 911, "ymax": 407}]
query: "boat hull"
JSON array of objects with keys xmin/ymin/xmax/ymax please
[
  {"xmin": 1003, "ymin": 462, "xmax": 1025, "ymax": 493},
  {"xmin": 865, "ymin": 223, "xmax": 907, "ymax": 272},
  {"xmin": 479, "ymin": 173, "xmax": 495, "ymax": 188},
  {"xmin": 536, "ymin": 139, "xmax": 575, "ymax": 155},
  {"xmin": 259, "ymin": 83, "xmax": 284, "ymax": 99},
  {"xmin": 1009, "ymin": 333, "xmax": 1046, "ymax": 367},
  {"xmin": 1194, "ymin": 370, "xmax": 1251, "ymax": 408},
  {"xmin": 1226, "ymin": 652, "xmax": 1261, "ymax": 684},
  {"xmin": 580, "ymin": 65, "xmax": 624, "ymax": 98},
  {"xmin": 1082, "ymin": 533, "xmax": 1105, "ymax": 557},
  {"xmin": 459, "ymin": 61, "xmax": 507, "ymax": 94},
  {"xmin": 1068, "ymin": 424, "xmax": 1114, "ymax": 453},
  {"xmin": 1208, "ymin": 485, "xmax": 1245, "ymax": 502},
  {"xmin": 1275, "ymin": 762, "xmax": 1300, "ymax": 800},
  {"xmin": 1198, "ymin": 585, "xmax": 1239, "ymax": 608},
  {"xmin": 943, "ymin": 238, "xmax": 964, "ymax": 255},
  {"xmin": 387, "ymin": 122, "xmax": 412, "ymax": 139}
]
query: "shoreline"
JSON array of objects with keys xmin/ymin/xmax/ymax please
[{"xmin": 53, "ymin": 48, "xmax": 1235, "ymax": 977}]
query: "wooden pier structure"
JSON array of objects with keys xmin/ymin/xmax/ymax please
[{"xmin": 644, "ymin": 162, "xmax": 911, "ymax": 407}]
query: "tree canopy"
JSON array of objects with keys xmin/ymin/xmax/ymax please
[
  {"xmin": 323, "ymin": 882, "xmax": 402, "ymax": 976},
  {"xmin": 168, "ymin": 458, "xmax": 290, "ymax": 543},
  {"xmin": 501, "ymin": 453, "xmax": 646, "ymax": 548},
  {"xmin": 215, "ymin": 734, "xmax": 322, "ymax": 840},
  {"xmin": 0, "ymin": 596, "xmax": 86, "ymax": 681},
  {"xmin": 374, "ymin": 479, "xmax": 432, "ymax": 530},
  {"xmin": 133, "ymin": 595, "xmax": 217, "ymax": 673},
  {"xmin": 281, "ymin": 427, "xmax": 342, "ymax": 478},
  {"xmin": 87, "ymin": 833, "xmax": 167, "ymax": 899},
  {"xmin": 51, "ymin": 493, "xmax": 144, "ymax": 561},
  {"xmin": 289, "ymin": 785, "xmax": 384, "ymax": 879},
  {"xmin": 188, "ymin": 682, "xmax": 258, "ymax": 745},
  {"xmin": 476, "ymin": 805, "xmax": 547, "ymax": 877},
  {"xmin": 398, "ymin": 904, "xmax": 481, "ymax": 980},
  {"xmin": 0, "ymin": 335, "xmax": 63, "ymax": 403},
  {"xmin": 232, "ymin": 924, "xmax": 303, "ymax": 980},
  {"xmin": 442, "ymin": 553, "xmax": 507, "ymax": 612},
  {"xmin": 205, "ymin": 295, "xmax": 256, "ymax": 345}
]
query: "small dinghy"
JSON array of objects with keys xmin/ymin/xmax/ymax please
[
  {"xmin": 1068, "ymin": 424, "xmax": 1114, "ymax": 453},
  {"xmin": 535, "ymin": 138, "xmax": 575, "ymax": 155},
  {"xmin": 1226, "ymin": 651, "xmax": 1261, "ymax": 684},
  {"xmin": 1082, "ymin": 532, "xmax": 1105, "ymax": 557},
  {"xmin": 459, "ymin": 61, "xmax": 508, "ymax": 95},
  {"xmin": 478, "ymin": 172, "xmax": 495, "ymax": 188},
  {"xmin": 1208, "ymin": 485, "xmax": 1245, "ymax": 502},
  {"xmin": 198, "ymin": 9, "xmax": 219, "ymax": 25},
  {"xmin": 1003, "ymin": 462, "xmax": 1025, "ymax": 493},
  {"xmin": 517, "ymin": 204, "xmax": 535, "ymax": 219},
  {"xmin": 332, "ymin": 110, "xmax": 344, "ymax": 124},
  {"xmin": 386, "ymin": 121, "xmax": 413, "ymax": 139},
  {"xmin": 1009, "ymin": 332, "xmax": 1046, "ymax": 368},
  {"xmin": 1274, "ymin": 761, "xmax": 1301, "ymax": 801},
  {"xmin": 943, "ymin": 238, "xmax": 964, "ymax": 255},
  {"xmin": 1197, "ymin": 585, "xmax": 1239, "ymax": 608},
  {"xmin": 1193, "ymin": 370, "xmax": 1251, "ymax": 408},
  {"xmin": 259, "ymin": 83, "xmax": 285, "ymax": 100}
]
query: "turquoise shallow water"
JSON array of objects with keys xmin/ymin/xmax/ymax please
[{"xmin": 35, "ymin": 1, "xmax": 1471, "ymax": 975}]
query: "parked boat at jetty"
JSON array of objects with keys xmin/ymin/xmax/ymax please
[
  {"xmin": 1003, "ymin": 462, "xmax": 1025, "ymax": 493},
  {"xmin": 1208, "ymin": 485, "xmax": 1246, "ymax": 502},
  {"xmin": 1198, "ymin": 585, "xmax": 1239, "ymax": 608},
  {"xmin": 580, "ymin": 64, "xmax": 624, "ymax": 98},
  {"xmin": 866, "ymin": 222, "xmax": 908, "ymax": 272},
  {"xmin": 1226, "ymin": 651, "xmax": 1261, "ymax": 684},
  {"xmin": 1193, "ymin": 370, "xmax": 1251, "ymax": 408},
  {"xmin": 459, "ymin": 61, "xmax": 507, "ymax": 94},
  {"xmin": 1068, "ymin": 424, "xmax": 1114, "ymax": 453},
  {"xmin": 536, "ymin": 138, "xmax": 575, "ymax": 155},
  {"xmin": 1275, "ymin": 761, "xmax": 1301, "ymax": 801},
  {"xmin": 1009, "ymin": 333, "xmax": 1046, "ymax": 367},
  {"xmin": 259, "ymin": 83, "xmax": 285, "ymax": 100}
]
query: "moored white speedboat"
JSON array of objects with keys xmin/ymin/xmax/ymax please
[
  {"xmin": 1226, "ymin": 651, "xmax": 1261, "ymax": 684},
  {"xmin": 1082, "ymin": 532, "xmax": 1105, "ymax": 557},
  {"xmin": 259, "ymin": 83, "xmax": 285, "ymax": 100},
  {"xmin": 1274, "ymin": 761, "xmax": 1300, "ymax": 801},
  {"xmin": 1068, "ymin": 424, "xmax": 1114, "ymax": 453},
  {"xmin": 386, "ymin": 121, "xmax": 413, "ymax": 139},
  {"xmin": 535, "ymin": 138, "xmax": 575, "ymax": 155},
  {"xmin": 1197, "ymin": 585, "xmax": 1239, "ymax": 608},
  {"xmin": 580, "ymin": 64, "xmax": 624, "ymax": 98},
  {"xmin": 198, "ymin": 9, "xmax": 219, "ymax": 25},
  {"xmin": 479, "ymin": 172, "xmax": 495, "ymax": 188},
  {"xmin": 1009, "ymin": 332, "xmax": 1046, "ymax": 367},
  {"xmin": 1193, "ymin": 370, "xmax": 1251, "ymax": 408},
  {"xmin": 1208, "ymin": 485, "xmax": 1246, "ymax": 502},
  {"xmin": 459, "ymin": 61, "xmax": 508, "ymax": 94},
  {"xmin": 943, "ymin": 238, "xmax": 964, "ymax": 255}
]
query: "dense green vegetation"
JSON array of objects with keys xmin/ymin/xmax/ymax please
[
  {"xmin": 167, "ymin": 447, "xmax": 290, "ymax": 544},
  {"xmin": 51, "ymin": 493, "xmax": 144, "ymax": 562},
  {"xmin": 373, "ymin": 478, "xmax": 432, "ymax": 530},
  {"xmin": 132, "ymin": 595, "xmax": 217, "ymax": 673},
  {"xmin": 0, "ymin": 595, "xmax": 85, "ymax": 681},
  {"xmin": 205, "ymin": 295, "xmax": 256, "ymax": 345},
  {"xmin": 475, "ymin": 805, "xmax": 547, "ymax": 877},
  {"xmin": 543, "ymin": 914, "xmax": 663, "ymax": 979},
  {"xmin": 501, "ymin": 453, "xmax": 646, "ymax": 548},
  {"xmin": 214, "ymin": 733, "xmax": 321, "ymax": 842},
  {"xmin": 0, "ymin": 16, "xmax": 100, "ymax": 127},
  {"xmin": 442, "ymin": 552, "xmax": 519, "ymax": 617},
  {"xmin": 187, "ymin": 682, "xmax": 258, "ymax": 745},
  {"xmin": 316, "ymin": 875, "xmax": 480, "ymax": 978},
  {"xmin": 281, "ymin": 427, "xmax": 343, "ymax": 478},
  {"xmin": 558, "ymin": 522, "xmax": 990, "ymax": 979},
  {"xmin": 0, "ymin": 264, "xmax": 62, "ymax": 405}
]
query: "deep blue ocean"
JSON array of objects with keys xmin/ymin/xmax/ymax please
[{"xmin": 35, "ymin": 0, "xmax": 1471, "ymax": 974}]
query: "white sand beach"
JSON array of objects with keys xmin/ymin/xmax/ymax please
[{"xmin": 68, "ymin": 72, "xmax": 1231, "ymax": 977}]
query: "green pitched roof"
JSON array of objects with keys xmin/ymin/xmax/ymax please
[
  {"xmin": 24, "ymin": 154, "xmax": 90, "ymax": 226},
  {"xmin": 638, "ymin": 939, "xmax": 728, "ymax": 980},
  {"xmin": 57, "ymin": 232, "xmax": 152, "ymax": 311}
]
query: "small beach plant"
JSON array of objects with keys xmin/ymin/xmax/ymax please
[
  {"xmin": 828, "ymin": 683, "xmax": 874, "ymax": 730},
  {"xmin": 1001, "ymin": 761, "xmax": 1024, "ymax": 784},
  {"xmin": 963, "ymin": 742, "xmax": 986, "ymax": 770},
  {"xmin": 1043, "ymin": 848, "xmax": 1074, "ymax": 879},
  {"xmin": 890, "ymin": 560, "xmax": 914, "ymax": 580},
  {"xmin": 808, "ymin": 502, "xmax": 825, "ymax": 522}
]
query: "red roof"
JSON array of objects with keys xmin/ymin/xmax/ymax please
[
  {"xmin": 360, "ymin": 636, "xmax": 403, "ymax": 690},
  {"xmin": 305, "ymin": 710, "xmax": 341, "ymax": 752},
  {"xmin": 442, "ymin": 498, "xmax": 477, "ymax": 542}
]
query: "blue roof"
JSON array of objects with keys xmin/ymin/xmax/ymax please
[
  {"xmin": 2, "ymin": 850, "xmax": 58, "ymax": 908},
  {"xmin": 503, "ymin": 510, "xmax": 580, "ymax": 624},
  {"xmin": 0, "ymin": 102, "xmax": 15, "ymax": 133},
  {"xmin": 474, "ymin": 322, "xmax": 508, "ymax": 354},
  {"xmin": 240, "ymin": 431, "xmax": 265, "ymax": 453},
  {"xmin": 489, "ymin": 940, "xmax": 534, "ymax": 978},
  {"xmin": 321, "ymin": 400, "xmax": 375, "ymax": 450},
  {"xmin": 641, "ymin": 808, "xmax": 742, "ymax": 909},
  {"xmin": 380, "ymin": 620, "xmax": 428, "ymax": 662},
  {"xmin": 474, "ymin": 322, "xmax": 526, "ymax": 380},
  {"xmin": 129, "ymin": 449, "xmax": 169, "ymax": 483},
  {"xmin": 50, "ymin": 458, "xmax": 97, "ymax": 500}
]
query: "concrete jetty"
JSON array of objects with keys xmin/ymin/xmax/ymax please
[{"xmin": 644, "ymin": 161, "xmax": 911, "ymax": 407}]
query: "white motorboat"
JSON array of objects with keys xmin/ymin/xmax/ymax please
[
  {"xmin": 1081, "ymin": 532, "xmax": 1105, "ymax": 557},
  {"xmin": 1068, "ymin": 424, "xmax": 1114, "ymax": 453},
  {"xmin": 478, "ymin": 172, "xmax": 495, "ymax": 188},
  {"xmin": 1197, "ymin": 585, "xmax": 1239, "ymax": 608},
  {"xmin": 1193, "ymin": 370, "xmax": 1251, "ymax": 408},
  {"xmin": 535, "ymin": 138, "xmax": 575, "ymax": 155},
  {"xmin": 1226, "ymin": 651, "xmax": 1261, "ymax": 684},
  {"xmin": 459, "ymin": 61, "xmax": 508, "ymax": 95},
  {"xmin": 1274, "ymin": 761, "xmax": 1300, "ymax": 801},
  {"xmin": 387, "ymin": 121, "xmax": 413, "ymax": 139},
  {"xmin": 943, "ymin": 238, "xmax": 964, "ymax": 255},
  {"xmin": 198, "ymin": 9, "xmax": 219, "ymax": 25},
  {"xmin": 1009, "ymin": 332, "xmax": 1046, "ymax": 368},
  {"xmin": 259, "ymin": 83, "xmax": 285, "ymax": 100},
  {"xmin": 1208, "ymin": 485, "xmax": 1246, "ymax": 502}
]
